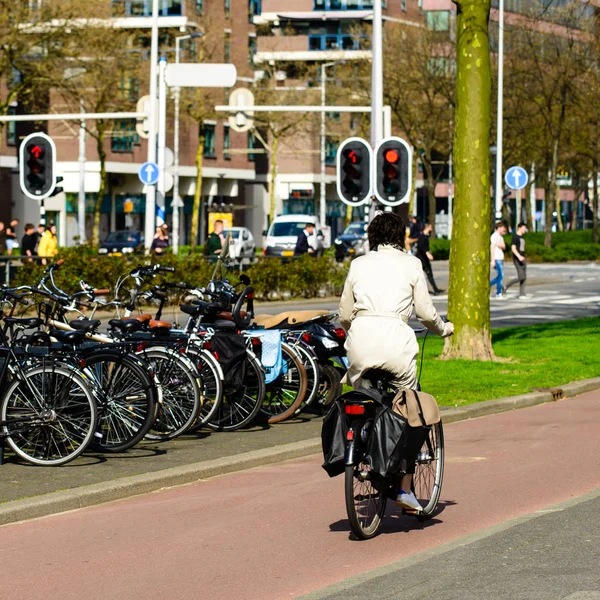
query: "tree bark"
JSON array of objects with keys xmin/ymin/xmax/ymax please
[
  {"xmin": 593, "ymin": 159, "xmax": 599, "ymax": 244},
  {"xmin": 555, "ymin": 184, "xmax": 564, "ymax": 232},
  {"xmin": 91, "ymin": 126, "xmax": 106, "ymax": 247},
  {"xmin": 190, "ymin": 133, "xmax": 205, "ymax": 251},
  {"xmin": 443, "ymin": 0, "xmax": 495, "ymax": 361},
  {"xmin": 269, "ymin": 135, "xmax": 279, "ymax": 223},
  {"xmin": 545, "ymin": 139, "xmax": 559, "ymax": 248}
]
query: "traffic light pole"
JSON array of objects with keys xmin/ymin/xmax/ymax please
[
  {"xmin": 144, "ymin": 0, "xmax": 160, "ymax": 249},
  {"xmin": 78, "ymin": 100, "xmax": 86, "ymax": 243}
]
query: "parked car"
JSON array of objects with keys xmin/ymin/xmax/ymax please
[
  {"xmin": 222, "ymin": 227, "xmax": 256, "ymax": 260},
  {"xmin": 98, "ymin": 231, "xmax": 144, "ymax": 256},
  {"xmin": 334, "ymin": 221, "xmax": 368, "ymax": 262},
  {"xmin": 263, "ymin": 214, "xmax": 327, "ymax": 257}
]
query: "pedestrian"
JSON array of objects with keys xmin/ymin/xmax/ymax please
[
  {"xmin": 505, "ymin": 222, "xmax": 530, "ymax": 299},
  {"xmin": 205, "ymin": 219, "xmax": 224, "ymax": 260},
  {"xmin": 294, "ymin": 222, "xmax": 315, "ymax": 256},
  {"xmin": 405, "ymin": 216, "xmax": 422, "ymax": 254},
  {"xmin": 37, "ymin": 223, "xmax": 58, "ymax": 265},
  {"xmin": 415, "ymin": 222, "xmax": 442, "ymax": 295},
  {"xmin": 150, "ymin": 226, "xmax": 169, "ymax": 256},
  {"xmin": 0, "ymin": 222, "xmax": 6, "ymax": 255},
  {"xmin": 490, "ymin": 221, "xmax": 507, "ymax": 298},
  {"xmin": 5, "ymin": 218, "xmax": 19, "ymax": 255},
  {"xmin": 21, "ymin": 223, "xmax": 37, "ymax": 262}
]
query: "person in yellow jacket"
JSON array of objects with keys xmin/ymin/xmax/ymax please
[{"xmin": 37, "ymin": 223, "xmax": 58, "ymax": 265}]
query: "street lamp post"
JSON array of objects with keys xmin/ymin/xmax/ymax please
[
  {"xmin": 173, "ymin": 32, "xmax": 203, "ymax": 254},
  {"xmin": 320, "ymin": 61, "xmax": 338, "ymax": 229}
]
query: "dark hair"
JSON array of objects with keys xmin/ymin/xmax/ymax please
[
  {"xmin": 214, "ymin": 219, "xmax": 223, "ymax": 225},
  {"xmin": 495, "ymin": 221, "xmax": 506, "ymax": 230},
  {"xmin": 517, "ymin": 222, "xmax": 527, "ymax": 229},
  {"xmin": 25, "ymin": 223, "xmax": 34, "ymax": 231},
  {"xmin": 305, "ymin": 222, "xmax": 315, "ymax": 228},
  {"xmin": 367, "ymin": 212, "xmax": 406, "ymax": 251}
]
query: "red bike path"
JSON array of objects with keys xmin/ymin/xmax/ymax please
[{"xmin": 2, "ymin": 391, "xmax": 599, "ymax": 600}]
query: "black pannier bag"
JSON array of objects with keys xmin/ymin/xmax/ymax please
[
  {"xmin": 211, "ymin": 332, "xmax": 248, "ymax": 395},
  {"xmin": 321, "ymin": 399, "xmax": 348, "ymax": 477}
]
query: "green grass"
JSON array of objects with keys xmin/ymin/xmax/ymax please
[{"xmin": 343, "ymin": 317, "xmax": 600, "ymax": 406}]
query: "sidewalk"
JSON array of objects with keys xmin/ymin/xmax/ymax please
[{"xmin": 1, "ymin": 377, "xmax": 598, "ymax": 526}]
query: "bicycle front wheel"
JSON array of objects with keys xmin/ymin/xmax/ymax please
[
  {"xmin": 1, "ymin": 364, "xmax": 97, "ymax": 466},
  {"xmin": 412, "ymin": 421, "xmax": 445, "ymax": 518},
  {"xmin": 345, "ymin": 461, "xmax": 386, "ymax": 540}
]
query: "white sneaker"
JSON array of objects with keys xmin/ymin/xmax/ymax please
[
  {"xmin": 396, "ymin": 490, "xmax": 422, "ymax": 511},
  {"xmin": 494, "ymin": 293, "xmax": 505, "ymax": 299},
  {"xmin": 517, "ymin": 294, "xmax": 532, "ymax": 300}
]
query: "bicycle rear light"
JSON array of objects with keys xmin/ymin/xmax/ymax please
[
  {"xmin": 333, "ymin": 328, "xmax": 346, "ymax": 340},
  {"xmin": 301, "ymin": 332, "xmax": 312, "ymax": 343},
  {"xmin": 345, "ymin": 405, "xmax": 365, "ymax": 415}
]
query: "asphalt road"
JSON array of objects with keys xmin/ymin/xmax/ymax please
[
  {"xmin": 2, "ymin": 390, "xmax": 599, "ymax": 600},
  {"xmin": 251, "ymin": 262, "xmax": 600, "ymax": 328}
]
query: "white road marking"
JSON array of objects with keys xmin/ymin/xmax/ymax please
[{"xmin": 553, "ymin": 295, "xmax": 600, "ymax": 305}]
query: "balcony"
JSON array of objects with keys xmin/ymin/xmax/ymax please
[
  {"xmin": 255, "ymin": 33, "xmax": 371, "ymax": 63},
  {"xmin": 256, "ymin": 0, "xmax": 372, "ymax": 23},
  {"xmin": 313, "ymin": 0, "xmax": 373, "ymax": 9},
  {"xmin": 111, "ymin": 0, "xmax": 183, "ymax": 17}
]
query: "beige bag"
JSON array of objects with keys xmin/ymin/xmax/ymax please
[{"xmin": 392, "ymin": 389, "xmax": 440, "ymax": 427}]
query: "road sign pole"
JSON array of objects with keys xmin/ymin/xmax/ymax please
[
  {"xmin": 494, "ymin": 0, "xmax": 505, "ymax": 221},
  {"xmin": 516, "ymin": 188, "xmax": 522, "ymax": 227},
  {"xmin": 144, "ymin": 0, "xmax": 159, "ymax": 250},
  {"xmin": 78, "ymin": 100, "xmax": 86, "ymax": 243},
  {"xmin": 156, "ymin": 56, "xmax": 167, "ymax": 227},
  {"xmin": 370, "ymin": 0, "xmax": 384, "ymax": 223}
]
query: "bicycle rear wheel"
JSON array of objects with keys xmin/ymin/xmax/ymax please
[
  {"xmin": 1, "ymin": 364, "xmax": 97, "ymax": 466},
  {"xmin": 207, "ymin": 351, "xmax": 265, "ymax": 431},
  {"xmin": 186, "ymin": 347, "xmax": 224, "ymax": 428},
  {"xmin": 261, "ymin": 342, "xmax": 307, "ymax": 424},
  {"xmin": 289, "ymin": 340, "xmax": 320, "ymax": 412},
  {"xmin": 345, "ymin": 461, "xmax": 387, "ymax": 540},
  {"xmin": 412, "ymin": 421, "xmax": 445, "ymax": 518},
  {"xmin": 84, "ymin": 352, "xmax": 157, "ymax": 452}
]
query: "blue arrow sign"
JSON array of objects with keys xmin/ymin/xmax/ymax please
[
  {"xmin": 505, "ymin": 166, "xmax": 528, "ymax": 191},
  {"xmin": 138, "ymin": 161, "xmax": 159, "ymax": 185}
]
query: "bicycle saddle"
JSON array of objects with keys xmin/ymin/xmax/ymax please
[
  {"xmin": 3, "ymin": 317, "xmax": 44, "ymax": 329},
  {"xmin": 108, "ymin": 318, "xmax": 143, "ymax": 333},
  {"xmin": 69, "ymin": 319, "xmax": 101, "ymax": 333},
  {"xmin": 148, "ymin": 320, "xmax": 171, "ymax": 335},
  {"xmin": 133, "ymin": 313, "xmax": 153, "ymax": 323},
  {"xmin": 49, "ymin": 329, "xmax": 86, "ymax": 345}
]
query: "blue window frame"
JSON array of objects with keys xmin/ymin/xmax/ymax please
[
  {"xmin": 248, "ymin": 132, "xmax": 256, "ymax": 161},
  {"xmin": 6, "ymin": 106, "xmax": 17, "ymax": 146},
  {"xmin": 249, "ymin": 0, "xmax": 261, "ymax": 21},
  {"xmin": 313, "ymin": 0, "xmax": 373, "ymax": 9},
  {"xmin": 225, "ymin": 0, "xmax": 230, "ymax": 17},
  {"xmin": 196, "ymin": 0, "xmax": 203, "ymax": 14},
  {"xmin": 203, "ymin": 124, "xmax": 216, "ymax": 158},
  {"xmin": 111, "ymin": 120, "xmax": 139, "ymax": 153},
  {"xmin": 325, "ymin": 138, "xmax": 338, "ymax": 165},
  {"xmin": 249, "ymin": 35, "xmax": 257, "ymax": 66},
  {"xmin": 224, "ymin": 124, "xmax": 231, "ymax": 160},
  {"xmin": 308, "ymin": 33, "xmax": 366, "ymax": 51},
  {"xmin": 112, "ymin": 0, "xmax": 183, "ymax": 17}
]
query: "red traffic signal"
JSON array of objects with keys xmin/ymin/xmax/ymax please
[
  {"xmin": 374, "ymin": 137, "xmax": 412, "ymax": 206},
  {"xmin": 19, "ymin": 133, "xmax": 57, "ymax": 200},
  {"xmin": 336, "ymin": 138, "xmax": 372, "ymax": 206}
]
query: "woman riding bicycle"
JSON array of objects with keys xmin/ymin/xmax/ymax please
[{"xmin": 338, "ymin": 212, "xmax": 454, "ymax": 511}]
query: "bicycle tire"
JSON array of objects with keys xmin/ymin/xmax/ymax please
[
  {"xmin": 413, "ymin": 421, "xmax": 445, "ymax": 519},
  {"xmin": 83, "ymin": 352, "xmax": 157, "ymax": 453},
  {"xmin": 1, "ymin": 364, "xmax": 97, "ymax": 466},
  {"xmin": 207, "ymin": 350, "xmax": 265, "ymax": 431},
  {"xmin": 289, "ymin": 341, "xmax": 320, "ymax": 411},
  {"xmin": 318, "ymin": 363, "xmax": 343, "ymax": 408},
  {"xmin": 345, "ymin": 461, "xmax": 387, "ymax": 540},
  {"xmin": 140, "ymin": 348, "xmax": 203, "ymax": 440},
  {"xmin": 261, "ymin": 342, "xmax": 307, "ymax": 424},
  {"xmin": 186, "ymin": 347, "xmax": 224, "ymax": 428}
]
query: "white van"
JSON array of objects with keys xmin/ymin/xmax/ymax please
[{"xmin": 263, "ymin": 214, "xmax": 329, "ymax": 257}]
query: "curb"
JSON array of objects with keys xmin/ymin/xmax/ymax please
[{"xmin": 1, "ymin": 377, "xmax": 599, "ymax": 527}]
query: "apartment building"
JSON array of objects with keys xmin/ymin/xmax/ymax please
[{"xmin": 1, "ymin": 0, "xmax": 263, "ymax": 247}]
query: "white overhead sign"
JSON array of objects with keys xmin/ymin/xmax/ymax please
[
  {"xmin": 165, "ymin": 64, "xmax": 237, "ymax": 88},
  {"xmin": 228, "ymin": 88, "xmax": 255, "ymax": 133}
]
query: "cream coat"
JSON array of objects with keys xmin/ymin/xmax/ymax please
[{"xmin": 339, "ymin": 245, "xmax": 452, "ymax": 389}]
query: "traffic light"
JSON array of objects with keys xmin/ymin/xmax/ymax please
[
  {"xmin": 19, "ymin": 132, "xmax": 57, "ymax": 200},
  {"xmin": 336, "ymin": 137, "xmax": 372, "ymax": 206},
  {"xmin": 374, "ymin": 137, "xmax": 412, "ymax": 206}
]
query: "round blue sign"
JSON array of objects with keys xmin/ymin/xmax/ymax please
[
  {"xmin": 138, "ymin": 161, "xmax": 159, "ymax": 185},
  {"xmin": 505, "ymin": 166, "xmax": 528, "ymax": 191}
]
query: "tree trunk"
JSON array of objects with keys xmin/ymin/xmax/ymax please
[
  {"xmin": 91, "ymin": 127, "xmax": 106, "ymax": 247},
  {"xmin": 190, "ymin": 133, "xmax": 205, "ymax": 251},
  {"xmin": 544, "ymin": 141, "xmax": 559, "ymax": 248},
  {"xmin": 593, "ymin": 159, "xmax": 599, "ymax": 244},
  {"xmin": 423, "ymin": 156, "xmax": 437, "ymax": 239},
  {"xmin": 408, "ymin": 152, "xmax": 418, "ymax": 217},
  {"xmin": 443, "ymin": 0, "xmax": 495, "ymax": 361},
  {"xmin": 345, "ymin": 203, "xmax": 353, "ymax": 228},
  {"xmin": 269, "ymin": 135, "xmax": 279, "ymax": 223}
]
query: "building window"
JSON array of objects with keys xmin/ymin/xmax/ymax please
[
  {"xmin": 224, "ymin": 124, "xmax": 231, "ymax": 160},
  {"xmin": 224, "ymin": 31, "xmax": 231, "ymax": 63},
  {"xmin": 111, "ymin": 120, "xmax": 139, "ymax": 153},
  {"xmin": 6, "ymin": 106, "xmax": 17, "ymax": 146},
  {"xmin": 248, "ymin": 131, "xmax": 256, "ymax": 161},
  {"xmin": 119, "ymin": 76, "xmax": 139, "ymax": 102},
  {"xmin": 248, "ymin": 35, "xmax": 257, "ymax": 66},
  {"xmin": 203, "ymin": 124, "xmax": 216, "ymax": 158},
  {"xmin": 325, "ymin": 137, "xmax": 338, "ymax": 165},
  {"xmin": 313, "ymin": 0, "xmax": 374, "ymax": 9},
  {"xmin": 225, "ymin": 0, "xmax": 230, "ymax": 17},
  {"xmin": 425, "ymin": 11, "xmax": 450, "ymax": 31},
  {"xmin": 401, "ymin": 0, "xmax": 407, "ymax": 11},
  {"xmin": 248, "ymin": 0, "xmax": 261, "ymax": 21},
  {"xmin": 112, "ymin": 0, "xmax": 183, "ymax": 17},
  {"xmin": 427, "ymin": 56, "xmax": 447, "ymax": 75},
  {"xmin": 195, "ymin": 0, "xmax": 203, "ymax": 14},
  {"xmin": 326, "ymin": 111, "xmax": 341, "ymax": 122}
]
